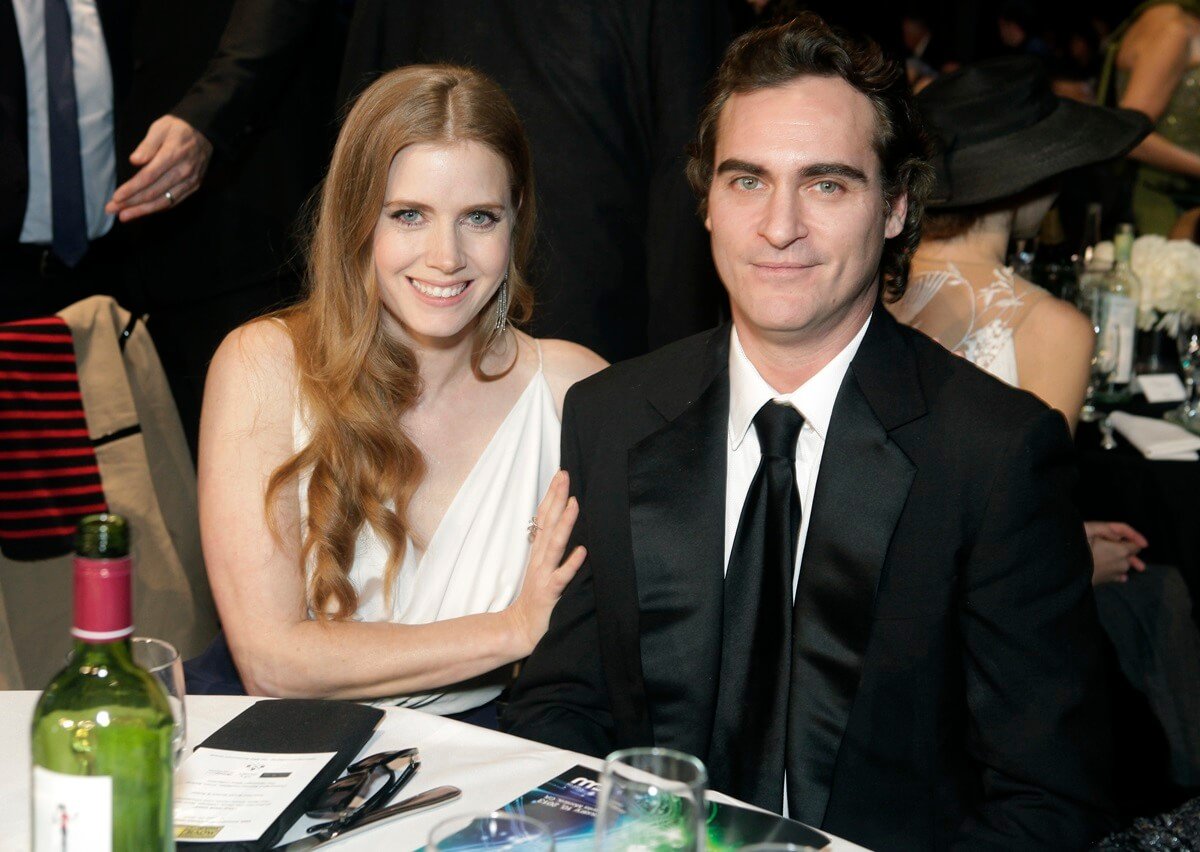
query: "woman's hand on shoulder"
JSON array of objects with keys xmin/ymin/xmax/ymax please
[{"xmin": 537, "ymin": 338, "xmax": 608, "ymax": 418}]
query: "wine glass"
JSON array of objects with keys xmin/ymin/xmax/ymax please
[
  {"xmin": 428, "ymin": 813, "xmax": 554, "ymax": 851},
  {"xmin": 1166, "ymin": 292, "xmax": 1200, "ymax": 433},
  {"xmin": 130, "ymin": 637, "xmax": 187, "ymax": 767},
  {"xmin": 594, "ymin": 748, "xmax": 707, "ymax": 852}
]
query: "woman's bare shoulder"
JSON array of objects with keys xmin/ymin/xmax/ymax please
[
  {"xmin": 1127, "ymin": 4, "xmax": 1198, "ymax": 50},
  {"xmin": 528, "ymin": 336, "xmax": 608, "ymax": 414},
  {"xmin": 537, "ymin": 338, "xmax": 608, "ymax": 382},
  {"xmin": 1016, "ymin": 282, "xmax": 1094, "ymax": 349},
  {"xmin": 206, "ymin": 318, "xmax": 300, "ymax": 425}
]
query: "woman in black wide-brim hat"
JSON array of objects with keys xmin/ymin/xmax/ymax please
[{"xmin": 889, "ymin": 55, "xmax": 1155, "ymax": 587}]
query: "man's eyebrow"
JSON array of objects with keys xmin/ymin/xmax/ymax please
[
  {"xmin": 801, "ymin": 162, "xmax": 869, "ymax": 184},
  {"xmin": 715, "ymin": 158, "xmax": 767, "ymax": 177}
]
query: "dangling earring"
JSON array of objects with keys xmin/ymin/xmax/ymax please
[{"xmin": 493, "ymin": 273, "xmax": 510, "ymax": 335}]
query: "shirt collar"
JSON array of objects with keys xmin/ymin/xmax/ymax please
[{"xmin": 728, "ymin": 314, "xmax": 872, "ymax": 450}]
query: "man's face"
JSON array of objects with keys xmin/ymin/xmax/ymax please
[{"xmin": 705, "ymin": 77, "xmax": 906, "ymax": 350}]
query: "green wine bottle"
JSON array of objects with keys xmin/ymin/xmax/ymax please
[{"xmin": 30, "ymin": 513, "xmax": 174, "ymax": 851}]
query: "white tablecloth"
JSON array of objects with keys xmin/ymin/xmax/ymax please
[{"xmin": 0, "ymin": 692, "xmax": 867, "ymax": 851}]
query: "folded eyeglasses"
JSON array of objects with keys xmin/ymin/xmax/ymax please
[{"xmin": 306, "ymin": 747, "xmax": 420, "ymax": 823}]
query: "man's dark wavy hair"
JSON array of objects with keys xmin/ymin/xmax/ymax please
[{"xmin": 686, "ymin": 13, "xmax": 935, "ymax": 302}]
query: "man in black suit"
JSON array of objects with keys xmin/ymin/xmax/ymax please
[{"xmin": 504, "ymin": 14, "xmax": 1114, "ymax": 849}]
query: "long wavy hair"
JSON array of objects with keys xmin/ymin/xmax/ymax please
[{"xmin": 264, "ymin": 65, "xmax": 536, "ymax": 619}]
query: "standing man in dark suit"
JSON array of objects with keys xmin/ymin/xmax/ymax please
[{"xmin": 504, "ymin": 14, "xmax": 1114, "ymax": 850}]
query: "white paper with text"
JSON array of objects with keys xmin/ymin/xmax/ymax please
[{"xmin": 174, "ymin": 747, "xmax": 336, "ymax": 842}]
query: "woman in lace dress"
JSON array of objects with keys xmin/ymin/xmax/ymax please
[
  {"xmin": 194, "ymin": 66, "xmax": 606, "ymax": 722},
  {"xmin": 890, "ymin": 57, "xmax": 1152, "ymax": 584}
]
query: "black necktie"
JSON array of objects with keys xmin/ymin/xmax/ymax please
[
  {"xmin": 45, "ymin": 0, "xmax": 89, "ymax": 267},
  {"xmin": 710, "ymin": 401, "xmax": 804, "ymax": 812}
]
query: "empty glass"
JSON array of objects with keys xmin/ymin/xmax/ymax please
[
  {"xmin": 428, "ymin": 813, "xmax": 554, "ymax": 851},
  {"xmin": 595, "ymin": 748, "xmax": 707, "ymax": 851},
  {"xmin": 131, "ymin": 636, "xmax": 186, "ymax": 766}
]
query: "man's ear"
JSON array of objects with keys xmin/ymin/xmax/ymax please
[{"xmin": 885, "ymin": 192, "xmax": 908, "ymax": 240}]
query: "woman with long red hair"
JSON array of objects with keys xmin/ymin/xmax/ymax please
[{"xmin": 195, "ymin": 65, "xmax": 605, "ymax": 723}]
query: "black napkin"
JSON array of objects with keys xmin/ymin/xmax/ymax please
[{"xmin": 176, "ymin": 698, "xmax": 384, "ymax": 851}]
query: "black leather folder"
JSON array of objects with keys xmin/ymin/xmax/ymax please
[{"xmin": 176, "ymin": 698, "xmax": 385, "ymax": 851}]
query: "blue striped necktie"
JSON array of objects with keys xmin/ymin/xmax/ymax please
[{"xmin": 44, "ymin": 0, "xmax": 89, "ymax": 268}]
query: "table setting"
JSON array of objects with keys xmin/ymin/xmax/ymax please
[{"xmin": 2, "ymin": 688, "xmax": 869, "ymax": 851}]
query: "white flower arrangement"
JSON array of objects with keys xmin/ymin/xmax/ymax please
[{"xmin": 1095, "ymin": 236, "xmax": 1200, "ymax": 329}]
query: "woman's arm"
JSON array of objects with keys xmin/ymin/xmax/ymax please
[
  {"xmin": 1120, "ymin": 8, "xmax": 1200, "ymax": 177},
  {"xmin": 1013, "ymin": 295, "xmax": 1095, "ymax": 435},
  {"xmin": 198, "ymin": 321, "xmax": 584, "ymax": 699}
]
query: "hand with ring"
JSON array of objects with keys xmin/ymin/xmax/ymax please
[
  {"xmin": 106, "ymin": 114, "xmax": 213, "ymax": 221},
  {"xmin": 503, "ymin": 470, "xmax": 586, "ymax": 655}
]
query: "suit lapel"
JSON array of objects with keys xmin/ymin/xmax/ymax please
[
  {"xmin": 786, "ymin": 310, "xmax": 924, "ymax": 825},
  {"xmin": 627, "ymin": 326, "xmax": 730, "ymax": 757}
]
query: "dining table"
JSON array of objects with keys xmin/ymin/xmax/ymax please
[
  {"xmin": 0, "ymin": 691, "xmax": 869, "ymax": 851},
  {"xmin": 1075, "ymin": 399, "xmax": 1200, "ymax": 624}
]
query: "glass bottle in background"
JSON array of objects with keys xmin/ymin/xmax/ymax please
[
  {"xmin": 1094, "ymin": 224, "xmax": 1140, "ymax": 402},
  {"xmin": 1075, "ymin": 204, "xmax": 1111, "ymax": 421},
  {"xmin": 30, "ymin": 514, "xmax": 174, "ymax": 852},
  {"xmin": 1030, "ymin": 207, "xmax": 1078, "ymax": 301}
]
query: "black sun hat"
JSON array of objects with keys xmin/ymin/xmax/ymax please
[{"xmin": 917, "ymin": 56, "xmax": 1151, "ymax": 209}]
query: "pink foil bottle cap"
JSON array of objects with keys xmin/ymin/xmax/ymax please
[{"xmin": 72, "ymin": 556, "xmax": 133, "ymax": 641}]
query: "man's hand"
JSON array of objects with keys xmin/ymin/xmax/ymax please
[
  {"xmin": 1085, "ymin": 520, "xmax": 1149, "ymax": 585},
  {"xmin": 106, "ymin": 115, "xmax": 214, "ymax": 222}
]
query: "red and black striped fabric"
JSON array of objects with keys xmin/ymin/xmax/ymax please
[{"xmin": 0, "ymin": 316, "xmax": 107, "ymax": 560}]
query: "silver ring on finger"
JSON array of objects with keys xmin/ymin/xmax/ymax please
[
  {"xmin": 164, "ymin": 189, "xmax": 175, "ymax": 205},
  {"xmin": 527, "ymin": 516, "xmax": 542, "ymax": 542}
]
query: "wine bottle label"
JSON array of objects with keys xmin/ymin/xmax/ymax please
[
  {"xmin": 72, "ymin": 556, "xmax": 133, "ymax": 641},
  {"xmin": 1102, "ymin": 294, "xmax": 1138, "ymax": 385},
  {"xmin": 32, "ymin": 766, "xmax": 112, "ymax": 852}
]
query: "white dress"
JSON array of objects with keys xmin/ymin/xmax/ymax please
[
  {"xmin": 294, "ymin": 342, "xmax": 560, "ymax": 714},
  {"xmin": 895, "ymin": 260, "xmax": 1048, "ymax": 386}
]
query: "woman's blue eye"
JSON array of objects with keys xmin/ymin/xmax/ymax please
[
  {"xmin": 392, "ymin": 209, "xmax": 423, "ymax": 225},
  {"xmin": 465, "ymin": 211, "xmax": 500, "ymax": 229}
]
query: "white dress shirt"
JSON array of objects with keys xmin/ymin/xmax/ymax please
[
  {"xmin": 13, "ymin": 0, "xmax": 116, "ymax": 245},
  {"xmin": 723, "ymin": 314, "xmax": 871, "ymax": 815},
  {"xmin": 723, "ymin": 315, "xmax": 872, "ymax": 592}
]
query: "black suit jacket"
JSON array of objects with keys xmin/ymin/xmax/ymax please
[
  {"xmin": 504, "ymin": 309, "xmax": 1114, "ymax": 850},
  {"xmin": 338, "ymin": 0, "xmax": 730, "ymax": 361}
]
